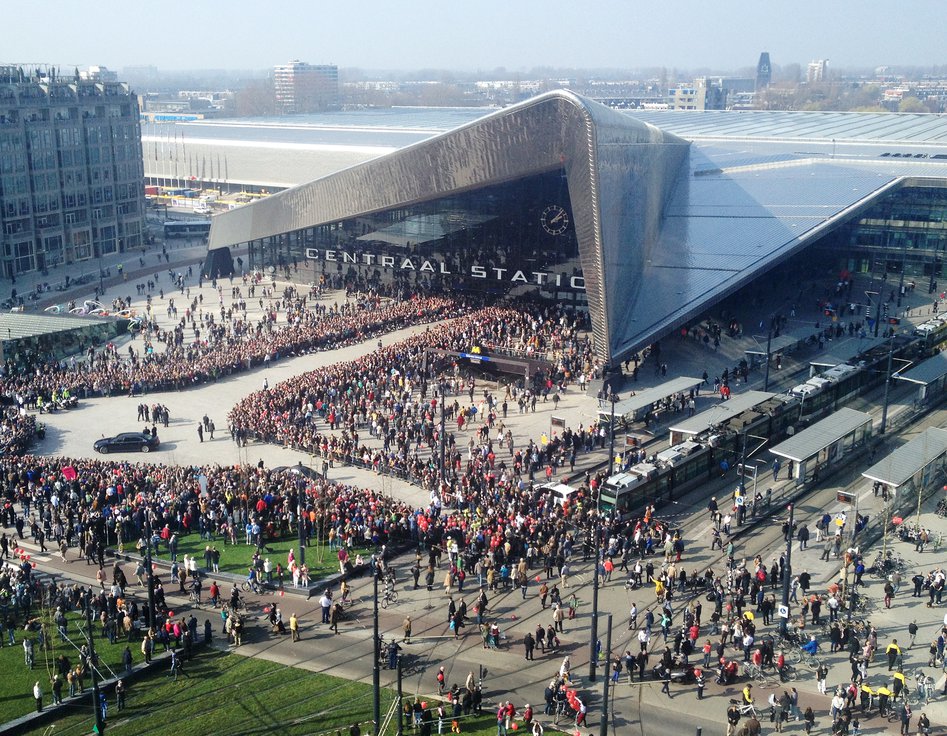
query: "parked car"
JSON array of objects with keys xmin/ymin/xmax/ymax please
[{"xmin": 94, "ymin": 432, "xmax": 159, "ymax": 454}]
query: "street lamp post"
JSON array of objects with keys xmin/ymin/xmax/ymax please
[
  {"xmin": 607, "ymin": 392, "xmax": 618, "ymax": 478},
  {"xmin": 880, "ymin": 338, "xmax": 895, "ymax": 434},
  {"xmin": 85, "ymin": 595, "xmax": 106, "ymax": 735},
  {"xmin": 143, "ymin": 513, "xmax": 157, "ymax": 631},
  {"xmin": 599, "ymin": 613, "xmax": 613, "ymax": 736},
  {"xmin": 372, "ymin": 568, "xmax": 380, "ymax": 735},
  {"xmin": 589, "ymin": 522, "xmax": 600, "ymax": 682},
  {"xmin": 297, "ymin": 476, "xmax": 307, "ymax": 569},
  {"xmin": 763, "ymin": 318, "xmax": 775, "ymax": 391},
  {"xmin": 778, "ymin": 503, "xmax": 794, "ymax": 639}
]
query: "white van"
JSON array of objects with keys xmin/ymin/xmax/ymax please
[{"xmin": 537, "ymin": 482, "xmax": 579, "ymax": 507}]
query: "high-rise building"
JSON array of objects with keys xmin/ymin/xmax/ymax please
[
  {"xmin": 273, "ymin": 61, "xmax": 339, "ymax": 114},
  {"xmin": 807, "ymin": 60, "xmax": 829, "ymax": 83},
  {"xmin": 756, "ymin": 52, "xmax": 772, "ymax": 89},
  {"xmin": 0, "ymin": 66, "xmax": 145, "ymax": 278}
]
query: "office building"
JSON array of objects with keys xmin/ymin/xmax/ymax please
[
  {"xmin": 0, "ymin": 66, "xmax": 145, "ymax": 278},
  {"xmin": 273, "ymin": 61, "xmax": 339, "ymax": 114},
  {"xmin": 807, "ymin": 60, "xmax": 829, "ymax": 83},
  {"xmin": 199, "ymin": 90, "xmax": 947, "ymax": 365}
]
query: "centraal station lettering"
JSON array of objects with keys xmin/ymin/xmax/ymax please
[{"xmin": 304, "ymin": 248, "xmax": 585, "ymax": 290}]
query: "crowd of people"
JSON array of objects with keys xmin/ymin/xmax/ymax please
[{"xmin": 0, "ymin": 288, "xmax": 465, "ymax": 406}]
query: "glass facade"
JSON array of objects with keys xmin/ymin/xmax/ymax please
[
  {"xmin": 245, "ymin": 170, "xmax": 588, "ymax": 305},
  {"xmin": 827, "ymin": 186, "xmax": 947, "ymax": 287}
]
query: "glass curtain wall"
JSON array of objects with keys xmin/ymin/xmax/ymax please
[{"xmin": 245, "ymin": 170, "xmax": 587, "ymax": 306}]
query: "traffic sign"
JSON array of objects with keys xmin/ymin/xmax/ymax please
[{"xmin": 777, "ymin": 604, "xmax": 789, "ymax": 619}]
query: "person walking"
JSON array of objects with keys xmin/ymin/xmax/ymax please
[
  {"xmin": 197, "ymin": 424, "xmax": 204, "ymax": 443},
  {"xmin": 290, "ymin": 612, "xmax": 300, "ymax": 642},
  {"xmin": 524, "ymin": 631, "xmax": 535, "ymax": 661},
  {"xmin": 887, "ymin": 639, "xmax": 902, "ymax": 671},
  {"xmin": 403, "ymin": 616, "xmax": 412, "ymax": 644},
  {"xmin": 660, "ymin": 668, "xmax": 672, "ymax": 697},
  {"xmin": 900, "ymin": 702, "xmax": 912, "ymax": 735},
  {"xmin": 33, "ymin": 681, "xmax": 42, "ymax": 712}
]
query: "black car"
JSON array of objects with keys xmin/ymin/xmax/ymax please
[{"xmin": 94, "ymin": 432, "xmax": 160, "ymax": 454}]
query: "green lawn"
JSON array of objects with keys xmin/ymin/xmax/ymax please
[
  {"xmin": 149, "ymin": 532, "xmax": 374, "ymax": 582},
  {"xmin": 20, "ymin": 648, "xmax": 503, "ymax": 736},
  {"xmin": 0, "ymin": 606, "xmax": 134, "ymax": 724}
]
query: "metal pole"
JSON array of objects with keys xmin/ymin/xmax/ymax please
[
  {"xmin": 600, "ymin": 613, "xmax": 613, "ymax": 736},
  {"xmin": 608, "ymin": 393, "xmax": 616, "ymax": 478},
  {"xmin": 897, "ymin": 238, "xmax": 907, "ymax": 307},
  {"xmin": 298, "ymin": 492, "xmax": 306, "ymax": 569},
  {"xmin": 589, "ymin": 521, "xmax": 599, "ymax": 682},
  {"xmin": 738, "ymin": 430, "xmax": 748, "ymax": 494},
  {"xmin": 396, "ymin": 654, "xmax": 404, "ymax": 736},
  {"xmin": 880, "ymin": 339, "xmax": 895, "ymax": 434},
  {"xmin": 778, "ymin": 503, "xmax": 794, "ymax": 639},
  {"xmin": 373, "ymin": 569, "xmax": 380, "ymax": 735},
  {"xmin": 763, "ymin": 326, "xmax": 773, "ymax": 391},
  {"xmin": 85, "ymin": 594, "xmax": 106, "ymax": 735},
  {"xmin": 874, "ymin": 285, "xmax": 883, "ymax": 338},
  {"xmin": 143, "ymin": 514, "xmax": 157, "ymax": 631},
  {"xmin": 440, "ymin": 399, "xmax": 446, "ymax": 476}
]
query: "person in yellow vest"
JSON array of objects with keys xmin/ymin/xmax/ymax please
[{"xmin": 654, "ymin": 579, "xmax": 665, "ymax": 600}]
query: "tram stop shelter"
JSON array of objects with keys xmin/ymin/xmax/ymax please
[
  {"xmin": 809, "ymin": 336, "xmax": 887, "ymax": 375},
  {"xmin": 769, "ymin": 407, "xmax": 872, "ymax": 486},
  {"xmin": 862, "ymin": 426, "xmax": 947, "ymax": 515},
  {"xmin": 894, "ymin": 351, "xmax": 947, "ymax": 409},
  {"xmin": 597, "ymin": 376, "xmax": 702, "ymax": 425},
  {"xmin": 744, "ymin": 335, "xmax": 799, "ymax": 369},
  {"xmin": 0, "ymin": 312, "xmax": 125, "ymax": 368},
  {"xmin": 668, "ymin": 390, "xmax": 775, "ymax": 445}
]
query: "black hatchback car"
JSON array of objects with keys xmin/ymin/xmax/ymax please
[{"xmin": 94, "ymin": 432, "xmax": 160, "ymax": 454}]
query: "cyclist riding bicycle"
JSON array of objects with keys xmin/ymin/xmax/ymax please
[
  {"xmin": 801, "ymin": 636, "xmax": 819, "ymax": 656},
  {"xmin": 246, "ymin": 566, "xmax": 260, "ymax": 592}
]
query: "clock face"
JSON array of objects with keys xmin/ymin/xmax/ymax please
[{"xmin": 540, "ymin": 204, "xmax": 569, "ymax": 236}]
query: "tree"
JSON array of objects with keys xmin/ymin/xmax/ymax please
[{"xmin": 898, "ymin": 96, "xmax": 931, "ymax": 113}]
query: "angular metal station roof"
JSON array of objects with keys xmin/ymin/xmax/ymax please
[
  {"xmin": 206, "ymin": 90, "xmax": 947, "ymax": 365},
  {"xmin": 769, "ymin": 407, "xmax": 872, "ymax": 463},
  {"xmin": 669, "ymin": 390, "xmax": 776, "ymax": 438},
  {"xmin": 862, "ymin": 427, "xmax": 947, "ymax": 488},
  {"xmin": 895, "ymin": 351, "xmax": 947, "ymax": 386}
]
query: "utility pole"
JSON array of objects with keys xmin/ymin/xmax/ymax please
[
  {"xmin": 372, "ymin": 569, "xmax": 380, "ymax": 735},
  {"xmin": 763, "ymin": 320, "xmax": 774, "ymax": 391},
  {"xmin": 143, "ymin": 513, "xmax": 157, "ymax": 631},
  {"xmin": 85, "ymin": 594, "xmax": 106, "ymax": 735},
  {"xmin": 607, "ymin": 392, "xmax": 618, "ymax": 478},
  {"xmin": 297, "ymin": 474, "xmax": 307, "ymax": 568},
  {"xmin": 880, "ymin": 338, "xmax": 895, "ymax": 434},
  {"xmin": 600, "ymin": 613, "xmax": 613, "ymax": 736},
  {"xmin": 396, "ymin": 655, "xmax": 404, "ymax": 736},
  {"xmin": 589, "ymin": 521, "xmax": 600, "ymax": 682},
  {"xmin": 439, "ymin": 398, "xmax": 446, "ymax": 476},
  {"xmin": 778, "ymin": 503, "xmax": 794, "ymax": 639}
]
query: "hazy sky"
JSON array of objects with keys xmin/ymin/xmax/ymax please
[{"xmin": 5, "ymin": 0, "xmax": 944, "ymax": 73}]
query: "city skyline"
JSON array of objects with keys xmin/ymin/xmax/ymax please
[{"xmin": 3, "ymin": 0, "xmax": 944, "ymax": 74}]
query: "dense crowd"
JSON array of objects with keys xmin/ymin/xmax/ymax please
[
  {"xmin": 0, "ymin": 291, "xmax": 464, "ymax": 405},
  {"xmin": 229, "ymin": 302, "xmax": 603, "ymax": 496}
]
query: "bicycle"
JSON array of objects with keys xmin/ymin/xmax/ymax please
[
  {"xmin": 742, "ymin": 663, "xmax": 777, "ymax": 687},
  {"xmin": 241, "ymin": 579, "xmax": 263, "ymax": 595},
  {"xmin": 380, "ymin": 588, "xmax": 398, "ymax": 609},
  {"xmin": 739, "ymin": 702, "xmax": 761, "ymax": 719},
  {"xmin": 777, "ymin": 665, "xmax": 799, "ymax": 682},
  {"xmin": 909, "ymin": 671, "xmax": 936, "ymax": 706}
]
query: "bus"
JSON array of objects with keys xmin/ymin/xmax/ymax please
[{"xmin": 164, "ymin": 221, "xmax": 211, "ymax": 239}]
